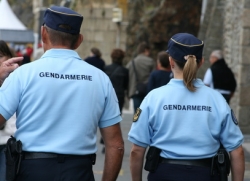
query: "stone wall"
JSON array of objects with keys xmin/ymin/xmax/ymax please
[
  {"xmin": 199, "ymin": 0, "xmax": 250, "ymax": 133},
  {"xmin": 75, "ymin": 1, "xmax": 127, "ymax": 64},
  {"xmin": 223, "ymin": 0, "xmax": 242, "ymax": 121},
  {"xmin": 198, "ymin": 0, "xmax": 225, "ymax": 79},
  {"xmin": 33, "ymin": 0, "xmax": 202, "ymax": 65},
  {"xmin": 226, "ymin": 0, "xmax": 250, "ymax": 133}
]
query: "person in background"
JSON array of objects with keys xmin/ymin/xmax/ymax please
[
  {"xmin": 0, "ymin": 40, "xmax": 21, "ymax": 181},
  {"xmin": 0, "ymin": 6, "xmax": 123, "ymax": 181},
  {"xmin": 128, "ymin": 33, "xmax": 244, "ymax": 181},
  {"xmin": 104, "ymin": 48, "xmax": 129, "ymax": 113},
  {"xmin": 22, "ymin": 54, "xmax": 31, "ymax": 65},
  {"xmin": 15, "ymin": 48, "xmax": 23, "ymax": 57},
  {"xmin": 0, "ymin": 57, "xmax": 23, "ymax": 86},
  {"xmin": 20, "ymin": 45, "xmax": 32, "ymax": 65},
  {"xmin": 25, "ymin": 44, "xmax": 33, "ymax": 58},
  {"xmin": 126, "ymin": 42, "xmax": 155, "ymax": 113},
  {"xmin": 203, "ymin": 50, "xmax": 236, "ymax": 104},
  {"xmin": 85, "ymin": 47, "xmax": 105, "ymax": 71},
  {"xmin": 0, "ymin": 40, "xmax": 14, "ymax": 64},
  {"xmin": 33, "ymin": 42, "xmax": 44, "ymax": 60},
  {"xmin": 101, "ymin": 48, "xmax": 128, "ymax": 154},
  {"xmin": 147, "ymin": 51, "xmax": 173, "ymax": 92}
]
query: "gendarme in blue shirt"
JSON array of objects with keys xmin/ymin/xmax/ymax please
[
  {"xmin": 0, "ymin": 49, "xmax": 121, "ymax": 155},
  {"xmin": 128, "ymin": 79, "xmax": 243, "ymax": 159}
]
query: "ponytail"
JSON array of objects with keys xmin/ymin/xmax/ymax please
[{"xmin": 183, "ymin": 55, "xmax": 198, "ymax": 92}]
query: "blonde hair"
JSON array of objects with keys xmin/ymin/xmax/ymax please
[{"xmin": 183, "ymin": 55, "xmax": 198, "ymax": 92}]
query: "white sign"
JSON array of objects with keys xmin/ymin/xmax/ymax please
[{"xmin": 112, "ymin": 8, "xmax": 122, "ymax": 23}]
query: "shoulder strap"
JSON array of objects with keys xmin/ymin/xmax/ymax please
[
  {"xmin": 132, "ymin": 59, "xmax": 139, "ymax": 83},
  {"xmin": 109, "ymin": 66, "xmax": 120, "ymax": 78}
]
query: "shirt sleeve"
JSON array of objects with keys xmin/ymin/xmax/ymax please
[
  {"xmin": 128, "ymin": 96, "xmax": 152, "ymax": 148},
  {"xmin": 220, "ymin": 106, "xmax": 244, "ymax": 152},
  {"xmin": 203, "ymin": 68, "xmax": 212, "ymax": 86},
  {"xmin": 99, "ymin": 80, "xmax": 122, "ymax": 128},
  {"xmin": 0, "ymin": 71, "xmax": 21, "ymax": 121}
]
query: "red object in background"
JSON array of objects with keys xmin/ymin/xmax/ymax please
[
  {"xmin": 26, "ymin": 47, "xmax": 33, "ymax": 57},
  {"xmin": 16, "ymin": 50, "xmax": 22, "ymax": 57},
  {"xmin": 38, "ymin": 43, "xmax": 42, "ymax": 48}
]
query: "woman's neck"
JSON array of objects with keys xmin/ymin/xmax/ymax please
[{"xmin": 171, "ymin": 68, "xmax": 183, "ymax": 79}]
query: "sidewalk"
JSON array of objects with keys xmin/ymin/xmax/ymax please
[{"xmin": 243, "ymin": 135, "xmax": 250, "ymax": 180}]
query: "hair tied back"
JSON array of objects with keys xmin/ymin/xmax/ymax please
[{"xmin": 184, "ymin": 55, "xmax": 196, "ymax": 61}]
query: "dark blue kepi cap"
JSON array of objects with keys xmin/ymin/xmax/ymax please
[
  {"xmin": 43, "ymin": 6, "xmax": 83, "ymax": 35},
  {"xmin": 166, "ymin": 33, "xmax": 204, "ymax": 62}
]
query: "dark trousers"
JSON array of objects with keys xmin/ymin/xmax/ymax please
[
  {"xmin": 16, "ymin": 156, "xmax": 95, "ymax": 181},
  {"xmin": 148, "ymin": 163, "xmax": 220, "ymax": 181},
  {"xmin": 132, "ymin": 95, "xmax": 144, "ymax": 113},
  {"xmin": 118, "ymin": 97, "xmax": 124, "ymax": 114},
  {"xmin": 0, "ymin": 145, "xmax": 6, "ymax": 181},
  {"xmin": 222, "ymin": 94, "xmax": 231, "ymax": 104}
]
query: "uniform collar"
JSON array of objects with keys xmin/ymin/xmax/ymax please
[
  {"xmin": 168, "ymin": 78, "xmax": 204, "ymax": 88},
  {"xmin": 41, "ymin": 49, "xmax": 82, "ymax": 60}
]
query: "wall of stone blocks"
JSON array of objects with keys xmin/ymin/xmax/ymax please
[
  {"xmin": 237, "ymin": 0, "xmax": 250, "ymax": 133},
  {"xmin": 75, "ymin": 4, "xmax": 127, "ymax": 65},
  {"xmin": 198, "ymin": 0, "xmax": 225, "ymax": 79},
  {"xmin": 199, "ymin": 0, "xmax": 250, "ymax": 133},
  {"xmin": 223, "ymin": 0, "xmax": 242, "ymax": 114}
]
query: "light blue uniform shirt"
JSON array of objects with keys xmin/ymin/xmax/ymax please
[
  {"xmin": 0, "ymin": 49, "xmax": 121, "ymax": 155},
  {"xmin": 128, "ymin": 79, "xmax": 243, "ymax": 159}
]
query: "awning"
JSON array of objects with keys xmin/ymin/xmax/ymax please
[
  {"xmin": 0, "ymin": 29, "xmax": 34, "ymax": 43},
  {"xmin": 0, "ymin": 0, "xmax": 27, "ymax": 30}
]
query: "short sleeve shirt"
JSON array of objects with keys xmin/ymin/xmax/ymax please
[
  {"xmin": 0, "ymin": 49, "xmax": 122, "ymax": 155},
  {"xmin": 128, "ymin": 79, "xmax": 243, "ymax": 159},
  {"xmin": 203, "ymin": 68, "xmax": 214, "ymax": 88}
]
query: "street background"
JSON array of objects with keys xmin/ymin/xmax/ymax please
[{"xmin": 93, "ymin": 111, "xmax": 250, "ymax": 181}]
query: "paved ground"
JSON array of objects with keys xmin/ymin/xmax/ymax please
[
  {"xmin": 93, "ymin": 112, "xmax": 250, "ymax": 181},
  {"xmin": 93, "ymin": 112, "xmax": 148, "ymax": 181}
]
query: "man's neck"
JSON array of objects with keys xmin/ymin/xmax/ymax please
[
  {"xmin": 158, "ymin": 66, "xmax": 171, "ymax": 71},
  {"xmin": 43, "ymin": 46, "xmax": 72, "ymax": 52}
]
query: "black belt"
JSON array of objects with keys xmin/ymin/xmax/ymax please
[
  {"xmin": 23, "ymin": 152, "xmax": 92, "ymax": 160},
  {"xmin": 161, "ymin": 157, "xmax": 212, "ymax": 168}
]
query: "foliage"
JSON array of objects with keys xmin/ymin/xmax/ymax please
[{"xmin": 125, "ymin": 0, "xmax": 202, "ymax": 62}]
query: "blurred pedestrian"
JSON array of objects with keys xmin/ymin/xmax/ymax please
[
  {"xmin": 147, "ymin": 51, "xmax": 172, "ymax": 92},
  {"xmin": 126, "ymin": 42, "xmax": 155, "ymax": 113},
  {"xmin": 0, "ymin": 57, "xmax": 22, "ymax": 85},
  {"xmin": 203, "ymin": 50, "xmax": 236, "ymax": 104},
  {"xmin": 0, "ymin": 40, "xmax": 13, "ymax": 63},
  {"xmin": 101, "ymin": 48, "xmax": 128, "ymax": 154},
  {"xmin": 104, "ymin": 48, "xmax": 129, "ymax": 113},
  {"xmin": 85, "ymin": 47, "xmax": 105, "ymax": 71}
]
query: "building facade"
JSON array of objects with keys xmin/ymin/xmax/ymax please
[
  {"xmin": 199, "ymin": 0, "xmax": 250, "ymax": 133},
  {"xmin": 32, "ymin": 0, "xmax": 250, "ymax": 133}
]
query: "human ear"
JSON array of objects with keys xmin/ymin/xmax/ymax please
[
  {"xmin": 198, "ymin": 57, "xmax": 204, "ymax": 68},
  {"xmin": 169, "ymin": 57, "xmax": 175, "ymax": 69},
  {"xmin": 74, "ymin": 34, "xmax": 83, "ymax": 49}
]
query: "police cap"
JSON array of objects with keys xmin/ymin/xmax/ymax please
[
  {"xmin": 43, "ymin": 6, "xmax": 83, "ymax": 35},
  {"xmin": 166, "ymin": 33, "xmax": 204, "ymax": 62}
]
